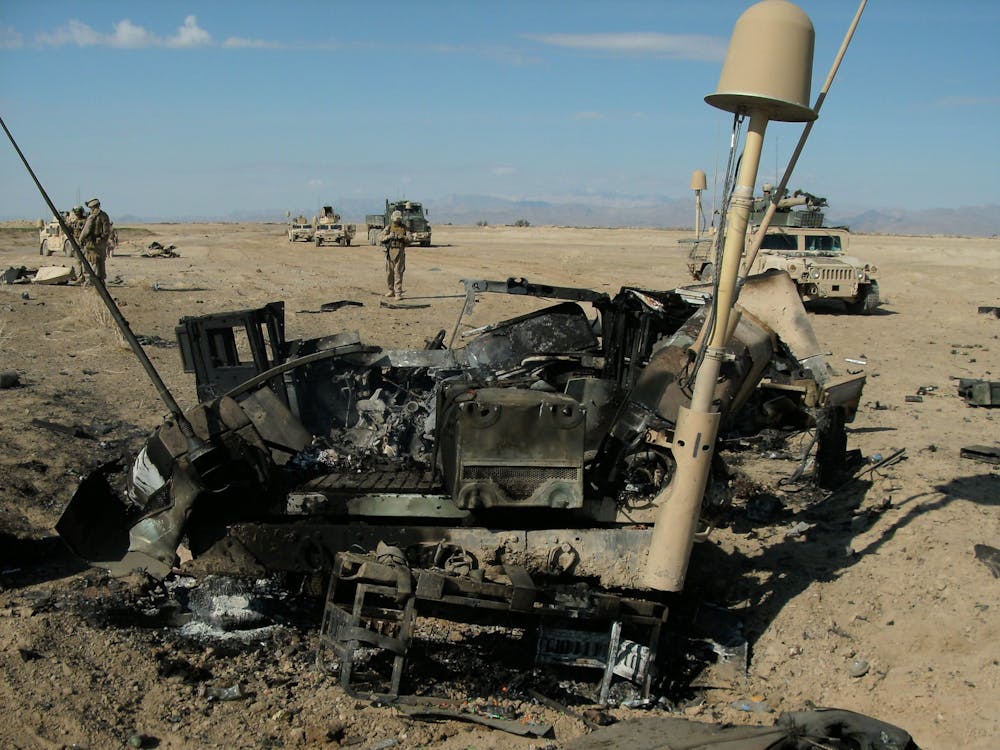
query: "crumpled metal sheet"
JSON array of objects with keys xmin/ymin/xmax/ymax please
[{"xmin": 565, "ymin": 708, "xmax": 920, "ymax": 749}]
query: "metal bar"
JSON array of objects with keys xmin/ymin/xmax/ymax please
[
  {"xmin": 739, "ymin": 0, "xmax": 869, "ymax": 279},
  {"xmin": 1, "ymin": 115, "xmax": 202, "ymax": 447}
]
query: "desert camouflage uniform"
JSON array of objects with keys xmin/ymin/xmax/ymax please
[
  {"xmin": 78, "ymin": 202, "xmax": 111, "ymax": 285},
  {"xmin": 379, "ymin": 220, "xmax": 411, "ymax": 298},
  {"xmin": 66, "ymin": 207, "xmax": 87, "ymax": 281}
]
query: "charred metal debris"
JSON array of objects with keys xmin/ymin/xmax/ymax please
[{"xmin": 58, "ymin": 273, "xmax": 864, "ymax": 697}]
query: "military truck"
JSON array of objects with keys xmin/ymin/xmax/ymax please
[
  {"xmin": 38, "ymin": 211, "xmax": 118, "ymax": 257},
  {"xmin": 286, "ymin": 214, "xmax": 314, "ymax": 243},
  {"xmin": 38, "ymin": 212, "xmax": 78, "ymax": 256},
  {"xmin": 366, "ymin": 199, "xmax": 432, "ymax": 247},
  {"xmin": 312, "ymin": 206, "xmax": 356, "ymax": 247},
  {"xmin": 686, "ymin": 188, "xmax": 879, "ymax": 314}
]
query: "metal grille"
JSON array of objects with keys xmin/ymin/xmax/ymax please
[
  {"xmin": 820, "ymin": 268, "xmax": 853, "ymax": 281},
  {"xmin": 462, "ymin": 465, "xmax": 577, "ymax": 500}
]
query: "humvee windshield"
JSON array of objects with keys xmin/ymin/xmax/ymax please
[
  {"xmin": 805, "ymin": 235, "xmax": 842, "ymax": 252},
  {"xmin": 758, "ymin": 232, "xmax": 843, "ymax": 253},
  {"xmin": 760, "ymin": 232, "xmax": 798, "ymax": 251}
]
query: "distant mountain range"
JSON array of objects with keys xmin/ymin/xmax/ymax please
[{"xmin": 101, "ymin": 194, "xmax": 998, "ymax": 237}]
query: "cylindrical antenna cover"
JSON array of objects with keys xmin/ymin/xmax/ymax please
[
  {"xmin": 690, "ymin": 169, "xmax": 708, "ymax": 191},
  {"xmin": 705, "ymin": 0, "xmax": 817, "ymax": 122}
]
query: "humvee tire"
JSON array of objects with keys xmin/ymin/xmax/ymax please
[
  {"xmin": 314, "ymin": 237, "xmax": 322, "ymax": 247},
  {"xmin": 846, "ymin": 281, "xmax": 880, "ymax": 315},
  {"xmin": 420, "ymin": 240, "xmax": 430, "ymax": 247},
  {"xmin": 701, "ymin": 262, "xmax": 715, "ymax": 283},
  {"xmin": 63, "ymin": 239, "xmax": 73, "ymax": 257},
  {"xmin": 39, "ymin": 240, "xmax": 47, "ymax": 256},
  {"xmin": 345, "ymin": 237, "xmax": 351, "ymax": 247},
  {"xmin": 368, "ymin": 228, "xmax": 380, "ymax": 246}
]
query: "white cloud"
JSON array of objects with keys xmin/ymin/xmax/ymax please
[
  {"xmin": 0, "ymin": 25, "xmax": 23, "ymax": 49},
  {"xmin": 110, "ymin": 19, "xmax": 156, "ymax": 48},
  {"xmin": 525, "ymin": 32, "xmax": 726, "ymax": 62},
  {"xmin": 34, "ymin": 15, "xmax": 213, "ymax": 49},
  {"xmin": 574, "ymin": 111, "xmax": 605, "ymax": 120},
  {"xmin": 165, "ymin": 16, "xmax": 212, "ymax": 48},
  {"xmin": 223, "ymin": 36, "xmax": 283, "ymax": 49},
  {"xmin": 934, "ymin": 95, "xmax": 1000, "ymax": 108},
  {"xmin": 307, "ymin": 179, "xmax": 324, "ymax": 189},
  {"xmin": 428, "ymin": 43, "xmax": 539, "ymax": 66},
  {"xmin": 491, "ymin": 166, "xmax": 517, "ymax": 176},
  {"xmin": 36, "ymin": 19, "xmax": 101, "ymax": 46}
]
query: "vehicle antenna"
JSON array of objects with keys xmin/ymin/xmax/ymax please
[
  {"xmin": 0, "ymin": 115, "xmax": 210, "ymax": 458},
  {"xmin": 739, "ymin": 0, "xmax": 868, "ymax": 282},
  {"xmin": 645, "ymin": 0, "xmax": 822, "ymax": 592}
]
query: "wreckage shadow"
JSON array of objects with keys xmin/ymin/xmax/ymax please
[
  {"xmin": 0, "ymin": 533, "xmax": 88, "ymax": 588},
  {"xmin": 932, "ymin": 472, "xmax": 1000, "ymax": 506},
  {"xmin": 847, "ymin": 426, "xmax": 897, "ymax": 435},
  {"xmin": 688, "ymin": 470, "xmax": 998, "ymax": 654},
  {"xmin": 805, "ymin": 300, "xmax": 897, "ymax": 317}
]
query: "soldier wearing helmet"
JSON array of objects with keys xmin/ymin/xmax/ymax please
[
  {"xmin": 379, "ymin": 209, "xmax": 412, "ymax": 299},
  {"xmin": 66, "ymin": 206, "xmax": 87, "ymax": 281},
  {"xmin": 78, "ymin": 197, "xmax": 112, "ymax": 285}
]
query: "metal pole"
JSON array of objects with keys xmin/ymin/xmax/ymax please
[
  {"xmin": 643, "ymin": 110, "xmax": 770, "ymax": 592},
  {"xmin": 739, "ymin": 0, "xmax": 868, "ymax": 278},
  {"xmin": 1, "ymin": 115, "xmax": 205, "ymax": 449}
]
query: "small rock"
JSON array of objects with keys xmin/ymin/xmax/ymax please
[
  {"xmin": 849, "ymin": 659, "xmax": 870, "ymax": 678},
  {"xmin": 305, "ymin": 720, "xmax": 345, "ymax": 743}
]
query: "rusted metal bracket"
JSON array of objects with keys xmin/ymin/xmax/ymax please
[{"xmin": 316, "ymin": 550, "xmax": 665, "ymax": 703}]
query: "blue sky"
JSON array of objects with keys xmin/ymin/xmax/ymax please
[{"xmin": 1, "ymin": 0, "xmax": 998, "ymax": 219}]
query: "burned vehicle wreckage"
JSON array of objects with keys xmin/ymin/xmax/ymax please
[
  {"xmin": 57, "ymin": 270, "xmax": 864, "ymax": 695},
  {"xmin": 41, "ymin": 0, "xmax": 870, "ymax": 701}
]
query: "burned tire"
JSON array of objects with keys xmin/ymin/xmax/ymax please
[
  {"xmin": 700, "ymin": 262, "xmax": 715, "ymax": 283},
  {"xmin": 847, "ymin": 281, "xmax": 880, "ymax": 314}
]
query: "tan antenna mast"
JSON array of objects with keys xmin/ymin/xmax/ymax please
[
  {"xmin": 690, "ymin": 169, "xmax": 708, "ymax": 239},
  {"xmin": 645, "ymin": 0, "xmax": 817, "ymax": 591}
]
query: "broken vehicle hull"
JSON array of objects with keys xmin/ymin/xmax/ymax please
[{"xmin": 58, "ymin": 272, "xmax": 863, "ymax": 593}]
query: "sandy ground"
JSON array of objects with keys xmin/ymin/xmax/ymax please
[{"xmin": 0, "ymin": 222, "xmax": 997, "ymax": 749}]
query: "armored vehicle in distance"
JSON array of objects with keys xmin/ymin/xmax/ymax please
[
  {"xmin": 686, "ymin": 188, "xmax": 879, "ymax": 314},
  {"xmin": 39, "ymin": 210, "xmax": 118, "ymax": 258},
  {"xmin": 366, "ymin": 200, "xmax": 432, "ymax": 247},
  {"xmin": 287, "ymin": 214, "xmax": 314, "ymax": 243},
  {"xmin": 313, "ymin": 206, "xmax": 356, "ymax": 247}
]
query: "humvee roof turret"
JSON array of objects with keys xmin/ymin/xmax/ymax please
[{"xmin": 312, "ymin": 206, "xmax": 356, "ymax": 247}]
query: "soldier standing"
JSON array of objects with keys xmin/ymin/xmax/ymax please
[
  {"xmin": 77, "ymin": 197, "xmax": 111, "ymax": 285},
  {"xmin": 379, "ymin": 209, "xmax": 411, "ymax": 299},
  {"xmin": 66, "ymin": 206, "xmax": 87, "ymax": 281}
]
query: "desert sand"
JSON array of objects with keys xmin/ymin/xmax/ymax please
[{"xmin": 0, "ymin": 222, "xmax": 997, "ymax": 749}]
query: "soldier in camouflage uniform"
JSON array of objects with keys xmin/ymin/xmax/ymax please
[
  {"xmin": 78, "ymin": 198, "xmax": 111, "ymax": 285},
  {"xmin": 66, "ymin": 206, "xmax": 87, "ymax": 282},
  {"xmin": 379, "ymin": 209, "xmax": 411, "ymax": 299}
]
